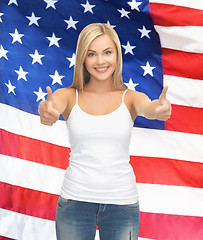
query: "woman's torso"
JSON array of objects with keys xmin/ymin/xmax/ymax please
[{"xmin": 60, "ymin": 87, "xmax": 139, "ymax": 204}]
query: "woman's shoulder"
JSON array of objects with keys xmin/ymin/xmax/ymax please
[
  {"xmin": 124, "ymin": 89, "xmax": 149, "ymax": 105},
  {"xmin": 125, "ymin": 89, "xmax": 147, "ymax": 98},
  {"xmin": 125, "ymin": 89, "xmax": 140, "ymax": 99},
  {"xmin": 54, "ymin": 87, "xmax": 76, "ymax": 99},
  {"xmin": 52, "ymin": 87, "xmax": 77, "ymax": 109},
  {"xmin": 54, "ymin": 86, "xmax": 76, "ymax": 94},
  {"xmin": 53, "ymin": 87, "xmax": 77, "ymax": 120}
]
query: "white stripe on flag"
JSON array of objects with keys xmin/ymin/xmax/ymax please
[
  {"xmin": 130, "ymin": 127, "xmax": 203, "ymax": 163},
  {"xmin": 0, "ymin": 208, "xmax": 56, "ymax": 240},
  {"xmin": 154, "ymin": 26, "xmax": 203, "ymax": 53},
  {"xmin": 0, "ymin": 103, "xmax": 69, "ymax": 147},
  {"xmin": 149, "ymin": 0, "xmax": 203, "ymax": 10},
  {"xmin": 0, "ymin": 154, "xmax": 64, "ymax": 195},
  {"xmin": 137, "ymin": 183, "xmax": 203, "ymax": 217},
  {"xmin": 164, "ymin": 75, "xmax": 203, "ymax": 108}
]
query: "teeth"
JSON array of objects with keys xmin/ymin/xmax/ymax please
[{"xmin": 96, "ymin": 67, "xmax": 108, "ymax": 71}]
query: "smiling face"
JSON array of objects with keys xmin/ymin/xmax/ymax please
[{"xmin": 84, "ymin": 34, "xmax": 117, "ymax": 84}]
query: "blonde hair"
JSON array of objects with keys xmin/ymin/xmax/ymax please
[{"xmin": 71, "ymin": 23, "xmax": 125, "ymax": 90}]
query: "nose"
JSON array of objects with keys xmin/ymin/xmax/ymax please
[{"xmin": 96, "ymin": 54, "xmax": 105, "ymax": 65}]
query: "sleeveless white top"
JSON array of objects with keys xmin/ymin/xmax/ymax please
[{"xmin": 60, "ymin": 89, "xmax": 139, "ymax": 204}]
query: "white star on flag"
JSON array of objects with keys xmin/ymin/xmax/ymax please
[
  {"xmin": 141, "ymin": 61, "xmax": 156, "ymax": 77},
  {"xmin": 5, "ymin": 80, "xmax": 16, "ymax": 95},
  {"xmin": 117, "ymin": 8, "xmax": 130, "ymax": 19},
  {"xmin": 81, "ymin": 1, "xmax": 95, "ymax": 14},
  {"xmin": 67, "ymin": 53, "xmax": 75, "ymax": 68},
  {"xmin": 34, "ymin": 87, "xmax": 47, "ymax": 102},
  {"xmin": 9, "ymin": 29, "xmax": 24, "ymax": 44},
  {"xmin": 26, "ymin": 12, "xmax": 41, "ymax": 26},
  {"xmin": 15, "ymin": 66, "xmax": 28, "ymax": 81},
  {"xmin": 8, "ymin": 0, "xmax": 18, "ymax": 6},
  {"xmin": 124, "ymin": 78, "xmax": 139, "ymax": 90},
  {"xmin": 128, "ymin": 0, "xmax": 142, "ymax": 11},
  {"xmin": 138, "ymin": 26, "xmax": 151, "ymax": 38},
  {"xmin": 64, "ymin": 16, "xmax": 79, "ymax": 30},
  {"xmin": 122, "ymin": 41, "xmax": 136, "ymax": 55},
  {"xmin": 0, "ymin": 45, "xmax": 9, "ymax": 60},
  {"xmin": 0, "ymin": 13, "xmax": 4, "ymax": 22},
  {"xmin": 46, "ymin": 33, "xmax": 61, "ymax": 47},
  {"xmin": 29, "ymin": 50, "xmax": 44, "ymax": 64},
  {"xmin": 107, "ymin": 20, "xmax": 116, "ymax": 29},
  {"xmin": 44, "ymin": 0, "xmax": 58, "ymax": 9},
  {"xmin": 49, "ymin": 70, "xmax": 64, "ymax": 85}
]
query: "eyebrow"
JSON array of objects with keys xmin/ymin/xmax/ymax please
[{"xmin": 87, "ymin": 47, "xmax": 113, "ymax": 53}]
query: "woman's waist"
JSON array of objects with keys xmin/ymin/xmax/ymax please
[
  {"xmin": 69, "ymin": 153, "xmax": 130, "ymax": 167},
  {"xmin": 64, "ymin": 164, "xmax": 135, "ymax": 190}
]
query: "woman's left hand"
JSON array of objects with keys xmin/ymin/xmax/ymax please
[{"xmin": 155, "ymin": 86, "xmax": 172, "ymax": 121}]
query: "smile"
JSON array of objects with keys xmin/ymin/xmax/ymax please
[{"xmin": 95, "ymin": 67, "xmax": 109, "ymax": 72}]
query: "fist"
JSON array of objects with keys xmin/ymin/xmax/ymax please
[
  {"xmin": 155, "ymin": 86, "xmax": 172, "ymax": 121},
  {"xmin": 38, "ymin": 86, "xmax": 60, "ymax": 126}
]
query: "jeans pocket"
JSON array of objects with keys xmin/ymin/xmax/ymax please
[
  {"xmin": 122, "ymin": 201, "xmax": 139, "ymax": 209},
  {"xmin": 58, "ymin": 196, "xmax": 73, "ymax": 206}
]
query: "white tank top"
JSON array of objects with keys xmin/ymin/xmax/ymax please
[{"xmin": 60, "ymin": 89, "xmax": 139, "ymax": 204}]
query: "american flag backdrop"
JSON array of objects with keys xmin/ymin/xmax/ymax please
[{"xmin": 0, "ymin": 0, "xmax": 203, "ymax": 239}]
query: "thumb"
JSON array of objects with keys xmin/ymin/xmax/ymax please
[
  {"xmin": 46, "ymin": 86, "xmax": 53, "ymax": 103},
  {"xmin": 159, "ymin": 86, "xmax": 168, "ymax": 105}
]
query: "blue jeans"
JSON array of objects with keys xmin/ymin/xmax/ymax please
[{"xmin": 55, "ymin": 196, "xmax": 140, "ymax": 240}]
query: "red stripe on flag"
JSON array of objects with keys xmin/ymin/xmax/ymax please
[
  {"xmin": 130, "ymin": 156, "xmax": 203, "ymax": 188},
  {"xmin": 0, "ymin": 128, "xmax": 69, "ymax": 170},
  {"xmin": 0, "ymin": 237, "xmax": 16, "ymax": 240},
  {"xmin": 140, "ymin": 211, "xmax": 203, "ymax": 240},
  {"xmin": 165, "ymin": 104, "xmax": 203, "ymax": 135},
  {"xmin": 150, "ymin": 3, "xmax": 203, "ymax": 27},
  {"xmin": 0, "ymin": 182, "xmax": 58, "ymax": 221},
  {"xmin": 162, "ymin": 48, "xmax": 203, "ymax": 80}
]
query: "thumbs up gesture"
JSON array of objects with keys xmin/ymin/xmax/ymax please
[
  {"xmin": 46, "ymin": 86, "xmax": 54, "ymax": 103},
  {"xmin": 155, "ymin": 86, "xmax": 172, "ymax": 121},
  {"xmin": 38, "ymin": 86, "xmax": 60, "ymax": 126}
]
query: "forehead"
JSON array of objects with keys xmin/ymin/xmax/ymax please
[{"xmin": 88, "ymin": 34, "xmax": 116, "ymax": 50}]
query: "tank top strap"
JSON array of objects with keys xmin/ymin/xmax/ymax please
[
  {"xmin": 75, "ymin": 89, "xmax": 78, "ymax": 105},
  {"xmin": 122, "ymin": 89, "xmax": 128, "ymax": 103}
]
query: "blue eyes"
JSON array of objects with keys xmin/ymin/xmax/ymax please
[
  {"xmin": 105, "ymin": 51, "xmax": 111, "ymax": 55},
  {"xmin": 88, "ymin": 53, "xmax": 95, "ymax": 57},
  {"xmin": 87, "ymin": 51, "xmax": 111, "ymax": 57}
]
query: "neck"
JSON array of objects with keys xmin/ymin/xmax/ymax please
[{"xmin": 84, "ymin": 78, "xmax": 115, "ymax": 93}]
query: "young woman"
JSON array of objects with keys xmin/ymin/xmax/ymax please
[{"xmin": 38, "ymin": 23, "xmax": 171, "ymax": 240}]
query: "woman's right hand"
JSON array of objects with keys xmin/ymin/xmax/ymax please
[{"xmin": 38, "ymin": 86, "xmax": 60, "ymax": 126}]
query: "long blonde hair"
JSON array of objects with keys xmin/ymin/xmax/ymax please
[{"xmin": 71, "ymin": 23, "xmax": 125, "ymax": 90}]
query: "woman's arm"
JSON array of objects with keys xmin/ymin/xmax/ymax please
[
  {"xmin": 132, "ymin": 86, "xmax": 172, "ymax": 121},
  {"xmin": 38, "ymin": 86, "xmax": 69, "ymax": 126}
]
